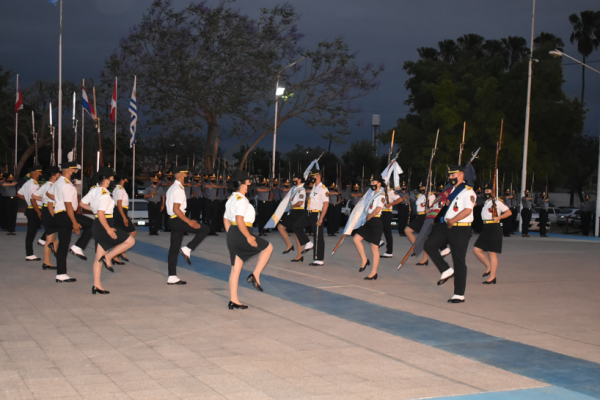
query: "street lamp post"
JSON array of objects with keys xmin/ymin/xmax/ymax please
[
  {"xmin": 272, "ymin": 56, "xmax": 305, "ymax": 183},
  {"xmin": 550, "ymin": 49, "xmax": 600, "ymax": 236}
]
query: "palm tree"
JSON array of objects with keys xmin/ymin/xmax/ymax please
[{"xmin": 568, "ymin": 11, "xmax": 600, "ymax": 103}]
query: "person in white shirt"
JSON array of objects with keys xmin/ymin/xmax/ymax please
[
  {"xmin": 32, "ymin": 166, "xmax": 61, "ymax": 269},
  {"xmin": 473, "ymin": 184, "xmax": 512, "ymax": 284},
  {"xmin": 424, "ymin": 165, "xmax": 476, "ymax": 303},
  {"xmin": 353, "ymin": 174, "xmax": 386, "ymax": 280},
  {"xmin": 112, "ymin": 174, "xmax": 137, "ymax": 264},
  {"xmin": 79, "ymin": 167, "xmax": 135, "ymax": 294},
  {"xmin": 293, "ymin": 170, "xmax": 329, "ymax": 265},
  {"xmin": 165, "ymin": 166, "xmax": 211, "ymax": 285},
  {"xmin": 223, "ymin": 170, "xmax": 273, "ymax": 309},
  {"xmin": 276, "ymin": 173, "xmax": 306, "ymax": 260},
  {"xmin": 405, "ymin": 182, "xmax": 436, "ymax": 265},
  {"xmin": 17, "ymin": 165, "xmax": 43, "ymax": 261},
  {"xmin": 380, "ymin": 181, "xmax": 403, "ymax": 258}
]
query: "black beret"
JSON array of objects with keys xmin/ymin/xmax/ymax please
[
  {"xmin": 97, "ymin": 167, "xmax": 115, "ymax": 177},
  {"xmin": 29, "ymin": 165, "xmax": 43, "ymax": 172},
  {"xmin": 447, "ymin": 164, "xmax": 466, "ymax": 173},
  {"xmin": 231, "ymin": 170, "xmax": 250, "ymax": 182},
  {"xmin": 61, "ymin": 161, "xmax": 80, "ymax": 170},
  {"xmin": 172, "ymin": 166, "xmax": 189, "ymax": 174}
]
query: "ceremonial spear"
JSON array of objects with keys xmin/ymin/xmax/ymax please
[
  {"xmin": 491, "ymin": 120, "xmax": 503, "ymax": 217},
  {"xmin": 32, "ymin": 111, "xmax": 38, "ymax": 165}
]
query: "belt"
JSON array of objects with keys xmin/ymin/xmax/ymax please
[
  {"xmin": 292, "ymin": 207, "xmax": 304, "ymax": 210},
  {"xmin": 417, "ymin": 212, "xmax": 426, "ymax": 215},
  {"xmin": 373, "ymin": 215, "xmax": 381, "ymax": 218},
  {"xmin": 43, "ymin": 204, "xmax": 48, "ymax": 208},
  {"xmin": 309, "ymin": 210, "xmax": 321, "ymax": 213},
  {"xmin": 231, "ymin": 222, "xmax": 253, "ymax": 227},
  {"xmin": 27, "ymin": 206, "xmax": 33, "ymax": 209},
  {"xmin": 484, "ymin": 220, "xmax": 499, "ymax": 224},
  {"xmin": 95, "ymin": 214, "xmax": 113, "ymax": 218},
  {"xmin": 149, "ymin": 201, "xmax": 160, "ymax": 204},
  {"xmin": 55, "ymin": 210, "xmax": 65, "ymax": 214},
  {"xmin": 453, "ymin": 222, "xmax": 471, "ymax": 226},
  {"xmin": 383, "ymin": 209, "xmax": 393, "ymax": 212},
  {"xmin": 170, "ymin": 215, "xmax": 178, "ymax": 219},
  {"xmin": 122, "ymin": 206, "xmax": 129, "ymax": 209},
  {"xmin": 260, "ymin": 201, "xmax": 267, "ymax": 203}
]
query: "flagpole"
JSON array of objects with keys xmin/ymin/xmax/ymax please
[
  {"xmin": 132, "ymin": 144, "xmax": 136, "ymax": 218},
  {"xmin": 130, "ymin": 76, "xmax": 137, "ymax": 220},
  {"xmin": 114, "ymin": 77, "xmax": 117, "ymax": 169},
  {"xmin": 57, "ymin": 0, "xmax": 63, "ymax": 164},
  {"xmin": 80, "ymin": 79, "xmax": 85, "ymax": 195}
]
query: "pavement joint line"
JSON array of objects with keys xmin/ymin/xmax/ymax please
[{"xmin": 317, "ymin": 285, "xmax": 387, "ymax": 294}]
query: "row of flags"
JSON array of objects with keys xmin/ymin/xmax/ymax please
[{"xmin": 15, "ymin": 75, "xmax": 138, "ymax": 148}]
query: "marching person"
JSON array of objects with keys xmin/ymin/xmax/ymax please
[
  {"xmin": 203, "ymin": 173, "xmax": 219, "ymax": 236},
  {"xmin": 256, "ymin": 178, "xmax": 271, "ymax": 236},
  {"xmin": 17, "ymin": 166, "xmax": 43, "ymax": 261},
  {"xmin": 162, "ymin": 172, "xmax": 174, "ymax": 232},
  {"xmin": 353, "ymin": 174, "xmax": 385, "ymax": 280},
  {"xmin": 380, "ymin": 180, "xmax": 402, "ymax": 258},
  {"xmin": 538, "ymin": 191, "xmax": 549, "ymax": 237},
  {"xmin": 144, "ymin": 175, "xmax": 165, "ymax": 236},
  {"xmin": 190, "ymin": 173, "xmax": 202, "ymax": 221},
  {"xmin": 165, "ymin": 166, "xmax": 211, "ymax": 285},
  {"xmin": 424, "ymin": 165, "xmax": 476, "ymax": 303},
  {"xmin": 32, "ymin": 166, "xmax": 61, "ymax": 270},
  {"xmin": 580, "ymin": 195, "xmax": 595, "ymax": 236},
  {"xmin": 473, "ymin": 184, "xmax": 512, "ymax": 284},
  {"xmin": 502, "ymin": 189, "xmax": 514, "ymax": 237},
  {"xmin": 349, "ymin": 183, "xmax": 362, "ymax": 214},
  {"xmin": 304, "ymin": 179, "xmax": 315, "ymax": 236},
  {"xmin": 293, "ymin": 170, "xmax": 329, "ymax": 266},
  {"xmin": 113, "ymin": 175, "xmax": 137, "ymax": 263},
  {"xmin": 80, "ymin": 167, "xmax": 135, "ymax": 294},
  {"xmin": 327, "ymin": 182, "xmax": 341, "ymax": 236},
  {"xmin": 276, "ymin": 173, "xmax": 306, "ymax": 260},
  {"xmin": 472, "ymin": 187, "xmax": 484, "ymax": 234},
  {"xmin": 223, "ymin": 170, "xmax": 273, "ymax": 309},
  {"xmin": 404, "ymin": 182, "xmax": 435, "ymax": 265},
  {"xmin": 521, "ymin": 190, "xmax": 533, "ymax": 237},
  {"xmin": 396, "ymin": 181, "xmax": 411, "ymax": 236},
  {"xmin": 217, "ymin": 175, "xmax": 228, "ymax": 232},
  {"xmin": 268, "ymin": 178, "xmax": 281, "ymax": 232},
  {"xmin": 2, "ymin": 174, "xmax": 18, "ymax": 235}
]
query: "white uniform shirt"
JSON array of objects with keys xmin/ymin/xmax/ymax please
[
  {"xmin": 368, "ymin": 190, "xmax": 386, "ymax": 217},
  {"xmin": 416, "ymin": 193, "xmax": 436, "ymax": 213},
  {"xmin": 166, "ymin": 181, "xmax": 187, "ymax": 216},
  {"xmin": 481, "ymin": 198, "xmax": 509, "ymax": 220},
  {"xmin": 290, "ymin": 186, "xmax": 306, "ymax": 209},
  {"xmin": 18, "ymin": 179, "xmax": 40, "ymax": 207},
  {"xmin": 383, "ymin": 189, "xmax": 400, "ymax": 212},
  {"xmin": 112, "ymin": 185, "xmax": 129, "ymax": 208},
  {"xmin": 33, "ymin": 181, "xmax": 55, "ymax": 206},
  {"xmin": 82, "ymin": 187, "xmax": 115, "ymax": 215},
  {"xmin": 307, "ymin": 183, "xmax": 329, "ymax": 211},
  {"xmin": 224, "ymin": 192, "xmax": 255, "ymax": 224},
  {"xmin": 444, "ymin": 186, "xmax": 476, "ymax": 222},
  {"xmin": 48, "ymin": 176, "xmax": 78, "ymax": 212}
]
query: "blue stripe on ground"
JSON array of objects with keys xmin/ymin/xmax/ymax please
[
  {"xmin": 130, "ymin": 241, "xmax": 600, "ymax": 399},
  {"xmin": 434, "ymin": 386, "xmax": 596, "ymax": 399}
]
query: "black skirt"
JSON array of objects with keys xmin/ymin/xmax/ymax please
[
  {"xmin": 226, "ymin": 224, "xmax": 269, "ymax": 265},
  {"xmin": 92, "ymin": 218, "xmax": 130, "ymax": 252},
  {"xmin": 353, "ymin": 217, "xmax": 383, "ymax": 245},
  {"xmin": 408, "ymin": 214, "xmax": 426, "ymax": 233},
  {"xmin": 41, "ymin": 207, "xmax": 58, "ymax": 235},
  {"xmin": 114, "ymin": 209, "xmax": 136, "ymax": 233},
  {"xmin": 280, "ymin": 209, "xmax": 305, "ymax": 231},
  {"xmin": 474, "ymin": 222, "xmax": 503, "ymax": 253}
]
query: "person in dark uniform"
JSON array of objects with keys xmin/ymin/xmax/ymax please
[
  {"xmin": 268, "ymin": 178, "xmax": 281, "ymax": 232},
  {"xmin": 217, "ymin": 175, "xmax": 228, "ymax": 232},
  {"xmin": 2, "ymin": 174, "xmax": 18, "ymax": 235},
  {"xmin": 32, "ymin": 166, "xmax": 61, "ymax": 270},
  {"xmin": 473, "ymin": 184, "xmax": 512, "ymax": 284},
  {"xmin": 183, "ymin": 176, "xmax": 193, "ymax": 218},
  {"xmin": 405, "ymin": 182, "xmax": 435, "ymax": 265},
  {"xmin": 472, "ymin": 187, "xmax": 484, "ymax": 234},
  {"xmin": 395, "ymin": 182, "xmax": 411, "ymax": 236},
  {"xmin": 349, "ymin": 183, "xmax": 362, "ymax": 213},
  {"xmin": 327, "ymin": 182, "xmax": 341, "ymax": 236},
  {"xmin": 223, "ymin": 170, "xmax": 272, "ymax": 309},
  {"xmin": 155, "ymin": 171, "xmax": 166, "ymax": 230},
  {"xmin": 537, "ymin": 192, "xmax": 550, "ymax": 237},
  {"xmin": 143, "ymin": 175, "xmax": 165, "ymax": 235},
  {"xmin": 201, "ymin": 173, "xmax": 209, "ymax": 226},
  {"xmin": 203, "ymin": 173, "xmax": 219, "ymax": 236},
  {"xmin": 112, "ymin": 175, "xmax": 136, "ymax": 263},
  {"xmin": 190, "ymin": 174, "xmax": 202, "ymax": 221},
  {"xmin": 521, "ymin": 190, "xmax": 533, "ymax": 237},
  {"xmin": 17, "ymin": 166, "xmax": 44, "ymax": 260},
  {"xmin": 424, "ymin": 165, "xmax": 476, "ymax": 303},
  {"xmin": 580, "ymin": 195, "xmax": 595, "ymax": 236},
  {"xmin": 161, "ymin": 172, "xmax": 174, "ymax": 232},
  {"xmin": 380, "ymin": 181, "xmax": 402, "ymax": 258},
  {"xmin": 277, "ymin": 174, "xmax": 305, "ymax": 259},
  {"xmin": 256, "ymin": 178, "xmax": 271, "ymax": 236},
  {"xmin": 353, "ymin": 175, "xmax": 385, "ymax": 280},
  {"xmin": 0, "ymin": 173, "xmax": 7, "ymax": 231},
  {"xmin": 502, "ymin": 189, "xmax": 514, "ymax": 237},
  {"xmin": 165, "ymin": 166, "xmax": 211, "ymax": 284}
]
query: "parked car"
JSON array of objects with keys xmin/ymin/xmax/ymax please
[
  {"xmin": 557, "ymin": 208, "xmax": 579, "ymax": 227},
  {"xmin": 129, "ymin": 199, "xmax": 150, "ymax": 226},
  {"xmin": 529, "ymin": 208, "xmax": 552, "ymax": 232},
  {"xmin": 532, "ymin": 207, "xmax": 562, "ymax": 223}
]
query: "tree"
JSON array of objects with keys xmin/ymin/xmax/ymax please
[
  {"xmin": 341, "ymin": 140, "xmax": 379, "ymax": 187},
  {"xmin": 568, "ymin": 11, "xmax": 600, "ymax": 103}
]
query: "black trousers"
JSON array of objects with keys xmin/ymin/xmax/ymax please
[
  {"xmin": 201, "ymin": 198, "xmax": 208, "ymax": 225},
  {"xmin": 424, "ymin": 224, "xmax": 472, "ymax": 296},
  {"xmin": 168, "ymin": 217, "xmax": 210, "ymax": 276},
  {"xmin": 472, "ymin": 205, "xmax": 483, "ymax": 233},
  {"xmin": 5, "ymin": 197, "xmax": 18, "ymax": 232},
  {"xmin": 539, "ymin": 209, "xmax": 548, "ymax": 236},
  {"xmin": 257, "ymin": 201, "xmax": 270, "ymax": 233},
  {"xmin": 74, "ymin": 214, "xmax": 93, "ymax": 250},
  {"xmin": 502, "ymin": 212, "xmax": 512, "ymax": 236},
  {"xmin": 148, "ymin": 202, "xmax": 161, "ymax": 234},
  {"xmin": 397, "ymin": 204, "xmax": 409, "ymax": 234},
  {"xmin": 217, "ymin": 200, "xmax": 226, "ymax": 231},
  {"xmin": 381, "ymin": 211, "xmax": 393, "ymax": 254},
  {"xmin": 581, "ymin": 211, "xmax": 592, "ymax": 236},
  {"xmin": 204, "ymin": 199, "xmax": 219, "ymax": 234},
  {"xmin": 0, "ymin": 195, "xmax": 5, "ymax": 229},
  {"xmin": 327, "ymin": 204, "xmax": 340, "ymax": 234},
  {"xmin": 190, "ymin": 198, "xmax": 201, "ymax": 221},
  {"xmin": 521, "ymin": 209, "xmax": 532, "ymax": 234},
  {"xmin": 54, "ymin": 213, "xmax": 73, "ymax": 275},
  {"xmin": 293, "ymin": 211, "xmax": 325, "ymax": 261},
  {"xmin": 509, "ymin": 207, "xmax": 518, "ymax": 232},
  {"xmin": 162, "ymin": 208, "xmax": 170, "ymax": 231},
  {"xmin": 25, "ymin": 208, "xmax": 41, "ymax": 256}
]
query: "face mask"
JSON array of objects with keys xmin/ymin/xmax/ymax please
[
  {"xmin": 168, "ymin": 177, "xmax": 173, "ymax": 181},
  {"xmin": 284, "ymin": 184, "xmax": 289, "ymax": 187},
  {"xmin": 449, "ymin": 178, "xmax": 458, "ymax": 186},
  {"xmin": 152, "ymin": 181, "xmax": 158, "ymax": 185},
  {"xmin": 419, "ymin": 189, "xmax": 425, "ymax": 194},
  {"xmin": 7, "ymin": 180, "xmax": 13, "ymax": 183},
  {"xmin": 485, "ymin": 193, "xmax": 492, "ymax": 199},
  {"xmin": 211, "ymin": 180, "xmax": 216, "ymax": 183},
  {"xmin": 525, "ymin": 192, "xmax": 529, "ymax": 196},
  {"xmin": 401, "ymin": 187, "xmax": 406, "ymax": 190},
  {"xmin": 292, "ymin": 180, "xmax": 297, "ymax": 185},
  {"xmin": 370, "ymin": 184, "xmax": 378, "ymax": 191}
]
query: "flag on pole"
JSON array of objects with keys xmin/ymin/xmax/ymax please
[
  {"xmin": 129, "ymin": 76, "xmax": 137, "ymax": 148},
  {"xmin": 82, "ymin": 82, "xmax": 96, "ymax": 120},
  {"xmin": 109, "ymin": 78, "xmax": 117, "ymax": 122},
  {"xmin": 15, "ymin": 75, "xmax": 23, "ymax": 113}
]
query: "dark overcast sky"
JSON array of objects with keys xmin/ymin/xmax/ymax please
[{"xmin": 2, "ymin": 0, "xmax": 599, "ymax": 157}]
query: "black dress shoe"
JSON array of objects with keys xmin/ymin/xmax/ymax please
[
  {"xmin": 99, "ymin": 256, "xmax": 114, "ymax": 273},
  {"xmin": 448, "ymin": 298, "xmax": 465, "ymax": 303},
  {"xmin": 48, "ymin": 242, "xmax": 56, "ymax": 255},
  {"xmin": 482, "ymin": 278, "xmax": 497, "ymax": 284},
  {"xmin": 416, "ymin": 260, "xmax": 428, "ymax": 266},
  {"xmin": 359, "ymin": 259, "xmax": 370, "ymax": 272},
  {"xmin": 167, "ymin": 280, "xmax": 187, "ymax": 285},
  {"xmin": 208, "ymin": 232, "xmax": 218, "ymax": 236},
  {"xmin": 179, "ymin": 249, "xmax": 192, "ymax": 265},
  {"xmin": 69, "ymin": 249, "xmax": 87, "ymax": 260},
  {"xmin": 26, "ymin": 257, "xmax": 41, "ymax": 261},
  {"xmin": 301, "ymin": 247, "xmax": 312, "ymax": 254},
  {"xmin": 246, "ymin": 273, "xmax": 263, "ymax": 292},
  {"xmin": 111, "ymin": 259, "xmax": 125, "ymax": 266},
  {"xmin": 118, "ymin": 254, "xmax": 129, "ymax": 262},
  {"xmin": 291, "ymin": 256, "xmax": 304, "ymax": 262},
  {"xmin": 42, "ymin": 264, "xmax": 57, "ymax": 270},
  {"xmin": 228, "ymin": 301, "xmax": 248, "ymax": 310},
  {"xmin": 482, "ymin": 271, "xmax": 490, "ymax": 277},
  {"xmin": 308, "ymin": 262, "xmax": 323, "ymax": 266},
  {"xmin": 437, "ymin": 273, "xmax": 454, "ymax": 286},
  {"xmin": 56, "ymin": 278, "xmax": 76, "ymax": 282},
  {"xmin": 380, "ymin": 254, "xmax": 393, "ymax": 258},
  {"xmin": 92, "ymin": 286, "xmax": 110, "ymax": 294},
  {"xmin": 364, "ymin": 274, "xmax": 378, "ymax": 280},
  {"xmin": 282, "ymin": 246, "xmax": 295, "ymax": 254}
]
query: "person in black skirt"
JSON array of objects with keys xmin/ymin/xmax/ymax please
[
  {"xmin": 224, "ymin": 170, "xmax": 273, "ymax": 309},
  {"xmin": 353, "ymin": 174, "xmax": 386, "ymax": 280},
  {"xmin": 404, "ymin": 182, "xmax": 435, "ymax": 265},
  {"xmin": 473, "ymin": 184, "xmax": 512, "ymax": 284},
  {"xmin": 276, "ymin": 173, "xmax": 306, "ymax": 259},
  {"xmin": 80, "ymin": 167, "xmax": 135, "ymax": 294},
  {"xmin": 32, "ymin": 166, "xmax": 61, "ymax": 270},
  {"xmin": 112, "ymin": 175, "xmax": 136, "ymax": 264}
]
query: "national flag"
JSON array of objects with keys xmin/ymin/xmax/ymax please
[
  {"xmin": 109, "ymin": 78, "xmax": 117, "ymax": 122},
  {"xmin": 129, "ymin": 76, "xmax": 137, "ymax": 148},
  {"xmin": 15, "ymin": 75, "xmax": 23, "ymax": 113},
  {"xmin": 81, "ymin": 82, "xmax": 96, "ymax": 120}
]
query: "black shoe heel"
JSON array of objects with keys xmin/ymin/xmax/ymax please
[
  {"xmin": 228, "ymin": 301, "xmax": 248, "ymax": 310},
  {"xmin": 364, "ymin": 274, "xmax": 378, "ymax": 280},
  {"xmin": 282, "ymin": 246, "xmax": 295, "ymax": 254},
  {"xmin": 112, "ymin": 259, "xmax": 125, "ymax": 266},
  {"xmin": 118, "ymin": 254, "xmax": 129, "ymax": 262},
  {"xmin": 359, "ymin": 259, "xmax": 370, "ymax": 272},
  {"xmin": 42, "ymin": 263, "xmax": 57, "ymax": 270},
  {"xmin": 48, "ymin": 242, "xmax": 56, "ymax": 256},
  {"xmin": 99, "ymin": 256, "xmax": 114, "ymax": 273},
  {"xmin": 92, "ymin": 286, "xmax": 110, "ymax": 294},
  {"xmin": 482, "ymin": 271, "xmax": 490, "ymax": 277},
  {"xmin": 247, "ymin": 273, "xmax": 263, "ymax": 292},
  {"xmin": 482, "ymin": 278, "xmax": 497, "ymax": 284},
  {"xmin": 416, "ymin": 260, "xmax": 428, "ymax": 266},
  {"xmin": 437, "ymin": 274, "xmax": 454, "ymax": 286},
  {"xmin": 291, "ymin": 256, "xmax": 303, "ymax": 263}
]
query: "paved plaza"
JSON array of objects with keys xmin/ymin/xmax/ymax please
[{"xmin": 0, "ymin": 227, "xmax": 599, "ymax": 400}]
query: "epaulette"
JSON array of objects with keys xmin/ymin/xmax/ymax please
[
  {"xmin": 90, "ymin": 185, "xmax": 97, "ymax": 189},
  {"xmin": 236, "ymin": 194, "xmax": 243, "ymax": 200},
  {"xmin": 101, "ymin": 188, "xmax": 109, "ymax": 196},
  {"xmin": 466, "ymin": 185, "xmax": 473, "ymax": 190},
  {"xmin": 65, "ymin": 178, "xmax": 71, "ymax": 184},
  {"xmin": 321, "ymin": 183, "xmax": 327, "ymax": 189}
]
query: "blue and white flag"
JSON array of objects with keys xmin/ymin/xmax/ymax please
[{"xmin": 129, "ymin": 76, "xmax": 137, "ymax": 148}]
